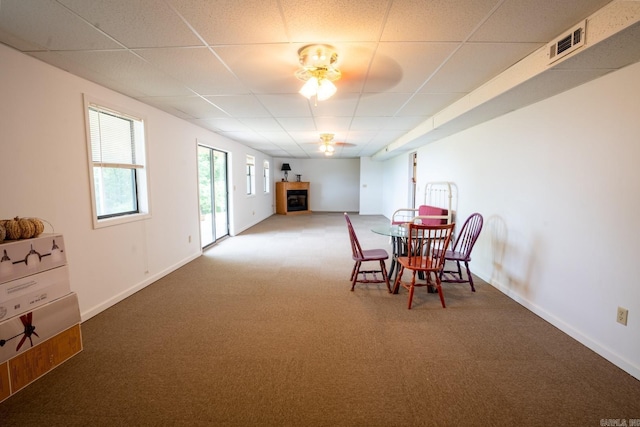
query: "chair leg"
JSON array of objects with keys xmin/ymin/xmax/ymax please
[
  {"xmin": 407, "ymin": 271, "xmax": 417, "ymax": 309},
  {"xmin": 393, "ymin": 266, "xmax": 403, "ymax": 294},
  {"xmin": 435, "ymin": 274, "xmax": 446, "ymax": 308},
  {"xmin": 350, "ymin": 262, "xmax": 358, "ymax": 281},
  {"xmin": 465, "ymin": 261, "xmax": 476, "ymax": 292},
  {"xmin": 351, "ymin": 261, "xmax": 361, "ymax": 291},
  {"xmin": 380, "ymin": 260, "xmax": 391, "ymax": 293},
  {"xmin": 456, "ymin": 260, "xmax": 463, "ymax": 280}
]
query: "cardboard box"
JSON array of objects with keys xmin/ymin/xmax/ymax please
[
  {"xmin": 0, "ymin": 361, "xmax": 9, "ymax": 402},
  {"xmin": 0, "ymin": 268, "xmax": 72, "ymax": 321},
  {"xmin": 0, "ymin": 234, "xmax": 66, "ymax": 286},
  {"xmin": 8, "ymin": 323, "xmax": 82, "ymax": 394},
  {"xmin": 0, "ymin": 292, "xmax": 80, "ymax": 364}
]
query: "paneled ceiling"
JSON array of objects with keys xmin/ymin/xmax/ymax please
[{"xmin": 0, "ymin": 0, "xmax": 633, "ymax": 159}]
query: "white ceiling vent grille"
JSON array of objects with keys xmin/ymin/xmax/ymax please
[{"xmin": 548, "ymin": 20, "xmax": 586, "ymax": 65}]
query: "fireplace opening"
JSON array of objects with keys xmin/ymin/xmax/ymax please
[{"xmin": 287, "ymin": 189, "xmax": 308, "ymax": 212}]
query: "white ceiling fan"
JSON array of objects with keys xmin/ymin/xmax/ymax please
[{"xmin": 314, "ymin": 133, "xmax": 356, "ymax": 156}]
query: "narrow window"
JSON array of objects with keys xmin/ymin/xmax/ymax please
[
  {"xmin": 263, "ymin": 160, "xmax": 270, "ymax": 193},
  {"xmin": 246, "ymin": 155, "xmax": 255, "ymax": 195}
]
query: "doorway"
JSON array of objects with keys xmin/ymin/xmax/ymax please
[{"xmin": 197, "ymin": 145, "xmax": 229, "ymax": 248}]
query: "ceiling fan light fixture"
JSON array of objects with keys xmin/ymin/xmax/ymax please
[
  {"xmin": 295, "ymin": 44, "xmax": 341, "ymax": 103},
  {"xmin": 299, "ymin": 77, "xmax": 319, "ymax": 99},
  {"xmin": 318, "ymin": 133, "xmax": 337, "ymax": 156},
  {"xmin": 316, "ymin": 79, "xmax": 336, "ymax": 101}
]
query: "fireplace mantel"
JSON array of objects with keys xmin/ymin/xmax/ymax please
[{"xmin": 276, "ymin": 181, "xmax": 311, "ymax": 215}]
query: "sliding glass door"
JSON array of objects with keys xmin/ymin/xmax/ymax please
[{"xmin": 198, "ymin": 145, "xmax": 229, "ymax": 248}]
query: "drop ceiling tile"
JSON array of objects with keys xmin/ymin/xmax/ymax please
[
  {"xmin": 421, "ymin": 42, "xmax": 541, "ymax": 93},
  {"xmin": 286, "ymin": 130, "xmax": 324, "ymax": 141},
  {"xmin": 0, "ymin": 0, "xmax": 121, "ymax": 51},
  {"xmin": 259, "ymin": 132, "xmax": 296, "ymax": 144},
  {"xmin": 138, "ymin": 96, "xmax": 227, "ymax": 119},
  {"xmin": 350, "ymin": 117, "xmax": 389, "ymax": 131},
  {"xmin": 52, "ymin": 50, "xmax": 193, "ymax": 96},
  {"xmin": 218, "ymin": 131, "xmax": 269, "ymax": 146},
  {"xmin": 277, "ymin": 117, "xmax": 316, "ymax": 132},
  {"xmin": 204, "ymin": 95, "xmax": 271, "ymax": 117},
  {"xmin": 214, "ymin": 44, "xmax": 301, "ymax": 94},
  {"xmin": 307, "ymin": 93, "xmax": 359, "ymax": 117},
  {"xmin": 197, "ymin": 118, "xmax": 252, "ymax": 133},
  {"xmin": 240, "ymin": 117, "xmax": 285, "ymax": 132},
  {"xmin": 256, "ymin": 94, "xmax": 312, "ymax": 117},
  {"xmin": 381, "ymin": 0, "xmax": 498, "ymax": 42},
  {"xmin": 280, "ymin": 148, "xmax": 311, "ymax": 158},
  {"xmin": 0, "ymin": 1, "xmax": 121, "ymax": 50},
  {"xmin": 322, "ymin": 43, "xmax": 378, "ymax": 94},
  {"xmin": 171, "ymin": 0, "xmax": 289, "ymax": 45},
  {"xmin": 28, "ymin": 51, "xmax": 143, "ymax": 98},
  {"xmin": 135, "ymin": 47, "xmax": 248, "ymax": 95},
  {"xmin": 58, "ymin": 0, "xmax": 202, "ymax": 48},
  {"xmin": 470, "ymin": 0, "xmax": 613, "ymax": 43},
  {"xmin": 281, "ymin": 0, "xmax": 390, "ymax": 43},
  {"xmin": 355, "ymin": 93, "xmax": 414, "ymax": 116},
  {"xmin": 365, "ymin": 42, "xmax": 459, "ymax": 93},
  {"xmin": 314, "ymin": 117, "xmax": 353, "ymax": 134}
]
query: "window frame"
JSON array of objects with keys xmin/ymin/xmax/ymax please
[
  {"xmin": 246, "ymin": 155, "xmax": 256, "ymax": 196},
  {"xmin": 263, "ymin": 160, "xmax": 270, "ymax": 193},
  {"xmin": 84, "ymin": 94, "xmax": 151, "ymax": 229}
]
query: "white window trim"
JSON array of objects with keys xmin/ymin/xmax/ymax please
[
  {"xmin": 263, "ymin": 160, "xmax": 270, "ymax": 194},
  {"xmin": 83, "ymin": 94, "xmax": 152, "ymax": 229},
  {"xmin": 246, "ymin": 155, "xmax": 256, "ymax": 196}
]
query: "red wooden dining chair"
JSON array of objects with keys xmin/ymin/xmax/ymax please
[
  {"xmin": 344, "ymin": 213, "xmax": 391, "ymax": 292},
  {"xmin": 393, "ymin": 222, "xmax": 454, "ymax": 309},
  {"xmin": 440, "ymin": 213, "xmax": 483, "ymax": 291}
]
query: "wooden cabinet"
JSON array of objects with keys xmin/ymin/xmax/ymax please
[{"xmin": 276, "ymin": 181, "xmax": 311, "ymax": 215}]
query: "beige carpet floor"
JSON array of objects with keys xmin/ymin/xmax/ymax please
[{"xmin": 1, "ymin": 212, "xmax": 639, "ymax": 426}]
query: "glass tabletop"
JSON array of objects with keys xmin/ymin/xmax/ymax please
[{"xmin": 370, "ymin": 224, "xmax": 410, "ymax": 238}]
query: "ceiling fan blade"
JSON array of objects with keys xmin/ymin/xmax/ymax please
[
  {"xmin": 16, "ymin": 334, "xmax": 27, "ymax": 351},
  {"xmin": 20, "ymin": 313, "xmax": 29, "ymax": 327}
]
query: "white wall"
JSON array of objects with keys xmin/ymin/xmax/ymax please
[
  {"xmin": 274, "ymin": 158, "xmax": 360, "ymax": 212},
  {"xmin": 381, "ymin": 61, "xmax": 640, "ymax": 379},
  {"xmin": 0, "ymin": 44, "xmax": 274, "ymax": 320}
]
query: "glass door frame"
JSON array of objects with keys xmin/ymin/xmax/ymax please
[{"xmin": 197, "ymin": 144, "xmax": 229, "ymax": 249}]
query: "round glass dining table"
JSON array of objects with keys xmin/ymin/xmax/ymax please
[{"xmin": 370, "ymin": 224, "xmax": 410, "ymax": 293}]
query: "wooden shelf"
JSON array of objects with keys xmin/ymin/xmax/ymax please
[{"xmin": 276, "ymin": 181, "xmax": 311, "ymax": 215}]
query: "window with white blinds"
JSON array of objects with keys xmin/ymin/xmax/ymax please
[
  {"xmin": 89, "ymin": 107, "xmax": 143, "ymax": 168},
  {"xmin": 263, "ymin": 160, "xmax": 270, "ymax": 193},
  {"xmin": 85, "ymin": 96, "xmax": 150, "ymax": 227},
  {"xmin": 246, "ymin": 155, "xmax": 255, "ymax": 195}
]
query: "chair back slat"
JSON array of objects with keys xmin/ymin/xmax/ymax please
[
  {"xmin": 407, "ymin": 223, "xmax": 454, "ymax": 271},
  {"xmin": 452, "ymin": 213, "xmax": 483, "ymax": 258}
]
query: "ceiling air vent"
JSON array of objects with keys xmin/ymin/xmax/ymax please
[{"xmin": 548, "ymin": 20, "xmax": 586, "ymax": 65}]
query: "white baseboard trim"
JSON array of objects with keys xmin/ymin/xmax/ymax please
[
  {"xmin": 483, "ymin": 273, "xmax": 640, "ymax": 381},
  {"xmin": 79, "ymin": 251, "xmax": 201, "ymax": 322}
]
